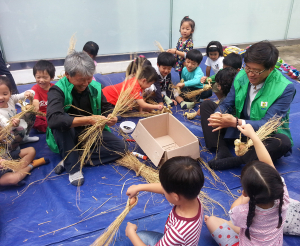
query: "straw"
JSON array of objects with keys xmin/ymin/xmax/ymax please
[
  {"xmin": 67, "ymin": 33, "xmax": 77, "ymax": 55},
  {"xmin": 91, "ymin": 197, "xmax": 138, "ymax": 246},
  {"xmin": 154, "ymin": 41, "xmax": 165, "ymax": 52},
  {"xmin": 234, "ymin": 115, "xmax": 284, "ymax": 156},
  {"xmin": 183, "ymin": 84, "xmax": 212, "ymax": 99},
  {"xmin": 0, "ymin": 158, "xmax": 25, "ymax": 172}
]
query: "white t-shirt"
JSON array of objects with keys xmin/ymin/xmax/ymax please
[{"xmin": 205, "ymin": 56, "xmax": 224, "ymax": 74}]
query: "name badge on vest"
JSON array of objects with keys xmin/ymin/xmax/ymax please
[{"xmin": 261, "ymin": 101, "xmax": 268, "ymax": 110}]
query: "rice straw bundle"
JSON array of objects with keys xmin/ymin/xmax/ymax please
[
  {"xmin": 91, "ymin": 197, "xmax": 138, "ymax": 246},
  {"xmin": 121, "ymin": 112, "xmax": 158, "ymax": 118},
  {"xmin": 154, "ymin": 41, "xmax": 165, "ymax": 52},
  {"xmin": 67, "ymin": 33, "xmax": 77, "ymax": 55},
  {"xmin": 234, "ymin": 115, "xmax": 284, "ymax": 156},
  {"xmin": 199, "ymin": 190, "xmax": 227, "ymax": 215},
  {"xmin": 184, "ymin": 111, "xmax": 197, "ymax": 120},
  {"xmin": 183, "ymin": 84, "xmax": 212, "ymax": 99},
  {"xmin": 20, "ymin": 100, "xmax": 46, "ymax": 117},
  {"xmin": 116, "ymin": 153, "xmax": 160, "ymax": 183},
  {"xmin": 0, "ymin": 157, "xmax": 25, "ymax": 172}
]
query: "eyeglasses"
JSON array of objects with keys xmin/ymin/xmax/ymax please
[{"xmin": 243, "ymin": 63, "xmax": 267, "ymax": 76}]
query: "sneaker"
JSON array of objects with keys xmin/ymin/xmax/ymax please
[
  {"xmin": 291, "ymin": 71, "xmax": 300, "ymax": 79},
  {"xmin": 288, "ymin": 68, "xmax": 297, "ymax": 76},
  {"xmin": 275, "ymin": 58, "xmax": 283, "ymax": 69},
  {"xmin": 180, "ymin": 101, "xmax": 195, "ymax": 109},
  {"xmin": 279, "ymin": 63, "xmax": 289, "ymax": 72},
  {"xmin": 283, "ymin": 64, "xmax": 291, "ymax": 73},
  {"xmin": 20, "ymin": 135, "xmax": 39, "ymax": 144},
  {"xmin": 69, "ymin": 171, "xmax": 84, "ymax": 186},
  {"xmin": 54, "ymin": 161, "xmax": 65, "ymax": 174}
]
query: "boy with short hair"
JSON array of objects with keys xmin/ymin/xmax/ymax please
[
  {"xmin": 153, "ymin": 52, "xmax": 177, "ymax": 106},
  {"xmin": 126, "ymin": 156, "xmax": 205, "ymax": 246},
  {"xmin": 175, "ymin": 49, "xmax": 210, "ymax": 109},
  {"xmin": 103, "ymin": 65, "xmax": 163, "ymax": 112},
  {"xmin": 31, "ymin": 60, "xmax": 55, "ymax": 132}
]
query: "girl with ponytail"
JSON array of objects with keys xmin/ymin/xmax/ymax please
[{"xmin": 204, "ymin": 124, "xmax": 289, "ymax": 246}]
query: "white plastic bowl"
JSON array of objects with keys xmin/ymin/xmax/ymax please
[{"xmin": 120, "ymin": 121, "xmax": 136, "ymax": 134}]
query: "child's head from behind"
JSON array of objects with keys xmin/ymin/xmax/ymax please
[
  {"xmin": 159, "ymin": 156, "xmax": 204, "ymax": 203},
  {"xmin": 0, "ymin": 76, "xmax": 12, "ymax": 108},
  {"xmin": 126, "ymin": 56, "xmax": 152, "ymax": 78},
  {"xmin": 157, "ymin": 52, "xmax": 175, "ymax": 77},
  {"xmin": 83, "ymin": 41, "xmax": 99, "ymax": 60},
  {"xmin": 241, "ymin": 161, "xmax": 284, "ymax": 240},
  {"xmin": 33, "ymin": 60, "xmax": 55, "ymax": 90},
  {"xmin": 223, "ymin": 53, "xmax": 242, "ymax": 70},
  {"xmin": 215, "ymin": 67, "xmax": 237, "ymax": 96},
  {"xmin": 137, "ymin": 65, "xmax": 158, "ymax": 89},
  {"xmin": 179, "ymin": 16, "xmax": 195, "ymax": 40},
  {"xmin": 206, "ymin": 41, "xmax": 223, "ymax": 61},
  {"xmin": 185, "ymin": 49, "xmax": 203, "ymax": 72}
]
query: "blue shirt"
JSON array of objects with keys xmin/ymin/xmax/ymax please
[{"xmin": 182, "ymin": 66, "xmax": 204, "ymax": 89}]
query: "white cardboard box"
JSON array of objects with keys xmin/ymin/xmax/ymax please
[{"xmin": 132, "ymin": 113, "xmax": 200, "ymax": 166}]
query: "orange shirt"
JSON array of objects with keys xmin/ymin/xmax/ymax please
[{"xmin": 102, "ymin": 77, "xmax": 143, "ymax": 105}]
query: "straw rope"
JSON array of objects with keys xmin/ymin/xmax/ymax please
[
  {"xmin": 183, "ymin": 83, "xmax": 212, "ymax": 99},
  {"xmin": 154, "ymin": 41, "xmax": 165, "ymax": 52}
]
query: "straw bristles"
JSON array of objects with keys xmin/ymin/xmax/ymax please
[
  {"xmin": 67, "ymin": 33, "xmax": 77, "ymax": 55},
  {"xmin": 183, "ymin": 84, "xmax": 212, "ymax": 99},
  {"xmin": 234, "ymin": 115, "xmax": 284, "ymax": 156},
  {"xmin": 116, "ymin": 153, "xmax": 160, "ymax": 183},
  {"xmin": 91, "ymin": 197, "xmax": 138, "ymax": 246},
  {"xmin": 0, "ymin": 158, "xmax": 25, "ymax": 172},
  {"xmin": 184, "ymin": 111, "xmax": 197, "ymax": 120},
  {"xmin": 154, "ymin": 41, "xmax": 165, "ymax": 52}
]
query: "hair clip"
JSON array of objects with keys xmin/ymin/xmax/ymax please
[
  {"xmin": 184, "ymin": 16, "xmax": 189, "ymax": 18},
  {"xmin": 209, "ymin": 45, "xmax": 217, "ymax": 48}
]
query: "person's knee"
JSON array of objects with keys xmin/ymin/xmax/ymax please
[
  {"xmin": 274, "ymin": 133, "xmax": 291, "ymax": 151},
  {"xmin": 200, "ymin": 100, "xmax": 216, "ymax": 116}
]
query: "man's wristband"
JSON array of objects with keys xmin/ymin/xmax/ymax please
[{"xmin": 236, "ymin": 117, "xmax": 239, "ymax": 128}]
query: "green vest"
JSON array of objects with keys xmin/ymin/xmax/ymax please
[
  {"xmin": 234, "ymin": 69, "xmax": 294, "ymax": 145},
  {"xmin": 46, "ymin": 77, "xmax": 111, "ymax": 153}
]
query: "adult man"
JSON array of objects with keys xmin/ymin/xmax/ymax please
[
  {"xmin": 46, "ymin": 51, "xmax": 126, "ymax": 186},
  {"xmin": 200, "ymin": 41, "xmax": 295, "ymax": 170}
]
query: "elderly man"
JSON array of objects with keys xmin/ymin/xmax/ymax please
[
  {"xmin": 200, "ymin": 41, "xmax": 295, "ymax": 170},
  {"xmin": 46, "ymin": 51, "xmax": 126, "ymax": 186}
]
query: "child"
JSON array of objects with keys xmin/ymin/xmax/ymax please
[
  {"xmin": 201, "ymin": 52, "xmax": 242, "ymax": 85},
  {"xmin": 205, "ymin": 41, "xmax": 224, "ymax": 77},
  {"xmin": 125, "ymin": 156, "xmax": 204, "ymax": 246},
  {"xmin": 190, "ymin": 67, "xmax": 238, "ymax": 119},
  {"xmin": 102, "ymin": 65, "xmax": 163, "ymax": 112},
  {"xmin": 205, "ymin": 124, "xmax": 289, "ymax": 246},
  {"xmin": 175, "ymin": 49, "xmax": 211, "ymax": 109},
  {"xmin": 0, "ymin": 148, "xmax": 49, "ymax": 186},
  {"xmin": 31, "ymin": 60, "xmax": 55, "ymax": 133},
  {"xmin": 126, "ymin": 56, "xmax": 152, "ymax": 79},
  {"xmin": 83, "ymin": 41, "xmax": 99, "ymax": 80},
  {"xmin": 167, "ymin": 16, "xmax": 195, "ymax": 79},
  {"xmin": 0, "ymin": 76, "xmax": 38, "ymax": 149}
]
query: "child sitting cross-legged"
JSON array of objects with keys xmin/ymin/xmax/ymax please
[
  {"xmin": 102, "ymin": 65, "xmax": 163, "ymax": 112},
  {"xmin": 205, "ymin": 124, "xmax": 289, "ymax": 246},
  {"xmin": 31, "ymin": 60, "xmax": 55, "ymax": 133},
  {"xmin": 125, "ymin": 156, "xmax": 205, "ymax": 246},
  {"xmin": 175, "ymin": 49, "xmax": 212, "ymax": 109}
]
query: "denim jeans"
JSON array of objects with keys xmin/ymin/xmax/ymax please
[{"xmin": 136, "ymin": 231, "xmax": 164, "ymax": 246}]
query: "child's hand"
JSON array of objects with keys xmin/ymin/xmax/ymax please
[
  {"xmin": 237, "ymin": 124, "xmax": 257, "ymax": 139},
  {"xmin": 126, "ymin": 185, "xmax": 140, "ymax": 199},
  {"xmin": 24, "ymin": 91, "xmax": 34, "ymax": 99},
  {"xmin": 200, "ymin": 76, "xmax": 207, "ymax": 84},
  {"xmin": 125, "ymin": 222, "xmax": 137, "ymax": 237},
  {"xmin": 157, "ymin": 105, "xmax": 163, "ymax": 110},
  {"xmin": 166, "ymin": 48, "xmax": 176, "ymax": 54},
  {"xmin": 11, "ymin": 118, "xmax": 20, "ymax": 127},
  {"xmin": 172, "ymin": 99, "xmax": 177, "ymax": 106},
  {"xmin": 176, "ymin": 82, "xmax": 185, "ymax": 88}
]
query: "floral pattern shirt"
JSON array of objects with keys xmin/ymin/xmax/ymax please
[{"xmin": 175, "ymin": 37, "xmax": 193, "ymax": 72}]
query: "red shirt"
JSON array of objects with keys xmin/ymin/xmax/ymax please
[
  {"xmin": 31, "ymin": 83, "xmax": 54, "ymax": 113},
  {"xmin": 102, "ymin": 77, "xmax": 143, "ymax": 105}
]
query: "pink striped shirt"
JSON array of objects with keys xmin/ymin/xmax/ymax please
[
  {"xmin": 229, "ymin": 177, "xmax": 289, "ymax": 246},
  {"xmin": 155, "ymin": 198, "xmax": 203, "ymax": 246}
]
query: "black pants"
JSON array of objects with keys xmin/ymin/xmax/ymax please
[
  {"xmin": 200, "ymin": 100, "xmax": 292, "ymax": 163},
  {"xmin": 52, "ymin": 128, "xmax": 127, "ymax": 174},
  {"xmin": 0, "ymin": 51, "xmax": 18, "ymax": 94}
]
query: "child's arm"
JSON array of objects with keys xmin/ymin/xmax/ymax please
[
  {"xmin": 237, "ymin": 124, "xmax": 274, "ymax": 168},
  {"xmin": 33, "ymin": 99, "xmax": 39, "ymax": 112},
  {"xmin": 206, "ymin": 66, "xmax": 211, "ymax": 77},
  {"xmin": 136, "ymin": 99, "xmax": 163, "ymax": 111},
  {"xmin": 126, "ymin": 222, "xmax": 147, "ymax": 246},
  {"xmin": 230, "ymin": 194, "xmax": 250, "ymax": 209},
  {"xmin": 126, "ymin": 183, "xmax": 164, "ymax": 198}
]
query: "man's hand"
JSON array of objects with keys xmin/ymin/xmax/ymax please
[
  {"xmin": 208, "ymin": 113, "xmax": 236, "ymax": 132},
  {"xmin": 88, "ymin": 115, "xmax": 106, "ymax": 126},
  {"xmin": 11, "ymin": 118, "xmax": 20, "ymax": 127},
  {"xmin": 200, "ymin": 76, "xmax": 207, "ymax": 84},
  {"xmin": 125, "ymin": 222, "xmax": 138, "ymax": 237},
  {"xmin": 106, "ymin": 114, "xmax": 117, "ymax": 126},
  {"xmin": 176, "ymin": 82, "xmax": 185, "ymax": 88}
]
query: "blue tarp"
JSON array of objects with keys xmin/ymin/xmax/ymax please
[{"xmin": 0, "ymin": 57, "xmax": 299, "ymax": 245}]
